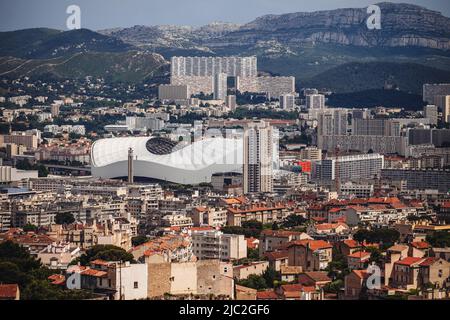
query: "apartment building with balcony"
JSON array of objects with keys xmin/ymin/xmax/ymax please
[{"xmin": 191, "ymin": 229, "xmax": 247, "ymax": 261}]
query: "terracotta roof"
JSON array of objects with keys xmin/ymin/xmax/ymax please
[
  {"xmin": 315, "ymin": 222, "xmax": 348, "ymax": 231},
  {"xmin": 246, "ymin": 237, "xmax": 259, "ymax": 249},
  {"xmin": 302, "ymin": 271, "xmax": 331, "ymax": 283},
  {"xmin": 256, "ymin": 290, "xmax": 278, "ymax": 300},
  {"xmin": 347, "ymin": 251, "xmax": 371, "ymax": 260},
  {"xmin": 395, "ymin": 257, "xmax": 424, "ymax": 266},
  {"xmin": 342, "ymin": 239, "xmax": 359, "ymax": 248},
  {"xmin": 0, "ymin": 284, "xmax": 19, "ymax": 299},
  {"xmin": 264, "ymin": 250, "xmax": 288, "ymax": 260},
  {"xmin": 288, "ymin": 239, "xmax": 332, "ymax": 251},
  {"xmin": 301, "ymin": 286, "xmax": 316, "ymax": 293},
  {"xmin": 352, "ymin": 270, "xmax": 369, "ymax": 279},
  {"xmin": 411, "ymin": 241, "xmax": 431, "ymax": 249},
  {"xmin": 419, "ymin": 257, "xmax": 439, "ymax": 267},
  {"xmin": 48, "ymin": 274, "xmax": 66, "ymax": 285},
  {"xmin": 91, "ymin": 259, "xmax": 110, "ymax": 266},
  {"xmin": 281, "ymin": 283, "xmax": 303, "ymax": 292},
  {"xmin": 81, "ymin": 268, "xmax": 108, "ymax": 277}
]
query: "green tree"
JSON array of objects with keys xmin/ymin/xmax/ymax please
[
  {"xmin": 426, "ymin": 231, "xmax": 450, "ymax": 248},
  {"xmin": 131, "ymin": 236, "xmax": 148, "ymax": 247},
  {"xmin": 23, "ymin": 224, "xmax": 38, "ymax": 232},
  {"xmin": 55, "ymin": 212, "xmax": 75, "ymax": 225},
  {"xmin": 0, "ymin": 241, "xmax": 94, "ymax": 300},
  {"xmin": 237, "ymin": 274, "xmax": 268, "ymax": 290},
  {"xmin": 353, "ymin": 228, "xmax": 400, "ymax": 246},
  {"xmin": 324, "ymin": 279, "xmax": 344, "ymax": 294},
  {"xmin": 78, "ymin": 245, "xmax": 134, "ymax": 266},
  {"xmin": 247, "ymin": 248, "xmax": 260, "ymax": 260},
  {"xmin": 262, "ymin": 267, "xmax": 280, "ymax": 288}
]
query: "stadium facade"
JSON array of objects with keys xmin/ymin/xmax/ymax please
[{"xmin": 91, "ymin": 136, "xmax": 244, "ymax": 184}]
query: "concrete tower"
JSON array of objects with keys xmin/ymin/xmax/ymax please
[{"xmin": 128, "ymin": 147, "xmax": 134, "ymax": 184}]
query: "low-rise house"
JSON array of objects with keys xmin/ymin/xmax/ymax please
[
  {"xmin": 344, "ymin": 270, "xmax": 369, "ymax": 300},
  {"xmin": 280, "ymin": 265, "xmax": 303, "ymax": 282},
  {"xmin": 383, "ymin": 244, "xmax": 410, "ymax": 285},
  {"xmin": 0, "ymin": 228, "xmax": 55, "ymax": 255},
  {"xmin": 307, "ymin": 222, "xmax": 350, "ymax": 242},
  {"xmin": 287, "ymin": 240, "xmax": 333, "ymax": 271},
  {"xmin": 259, "ymin": 229, "xmax": 311, "ymax": 256},
  {"xmin": 263, "ymin": 250, "xmax": 289, "ymax": 271},
  {"xmin": 391, "ymin": 257, "xmax": 450, "ymax": 291},
  {"xmin": 347, "ymin": 251, "xmax": 371, "ymax": 270},
  {"xmin": 297, "ymin": 271, "xmax": 332, "ymax": 290},
  {"xmin": 409, "ymin": 241, "xmax": 431, "ymax": 258},
  {"xmin": 130, "ymin": 234, "xmax": 192, "ymax": 263},
  {"xmin": 337, "ymin": 239, "xmax": 379, "ymax": 256},
  {"xmin": 233, "ymin": 261, "xmax": 269, "ymax": 280},
  {"xmin": 276, "ymin": 283, "xmax": 318, "ymax": 300},
  {"xmin": 66, "ymin": 259, "xmax": 148, "ymax": 300}
]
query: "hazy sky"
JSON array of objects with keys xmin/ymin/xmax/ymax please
[{"xmin": 0, "ymin": 0, "xmax": 449, "ymax": 31}]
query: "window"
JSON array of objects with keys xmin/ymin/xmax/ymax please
[
  {"xmin": 134, "ymin": 281, "xmax": 139, "ymax": 289},
  {"xmin": 438, "ymin": 270, "xmax": 443, "ymax": 278}
]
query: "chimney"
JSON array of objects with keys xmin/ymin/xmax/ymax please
[{"xmin": 128, "ymin": 147, "xmax": 134, "ymax": 184}]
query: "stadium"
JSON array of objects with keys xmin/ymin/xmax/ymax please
[{"xmin": 90, "ymin": 136, "xmax": 244, "ymax": 184}]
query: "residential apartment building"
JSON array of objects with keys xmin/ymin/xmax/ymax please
[
  {"xmin": 191, "ymin": 230, "xmax": 247, "ymax": 261},
  {"xmin": 243, "ymin": 120, "xmax": 274, "ymax": 194},
  {"xmin": 312, "ymin": 153, "xmax": 384, "ymax": 184}
]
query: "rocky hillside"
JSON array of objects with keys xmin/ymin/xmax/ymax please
[
  {"xmin": 211, "ymin": 2, "xmax": 450, "ymax": 50},
  {"xmin": 99, "ymin": 22, "xmax": 242, "ymax": 51},
  {"xmin": 102, "ymin": 3, "xmax": 450, "ymax": 52}
]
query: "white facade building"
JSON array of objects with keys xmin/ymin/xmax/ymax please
[{"xmin": 191, "ymin": 230, "xmax": 247, "ymax": 261}]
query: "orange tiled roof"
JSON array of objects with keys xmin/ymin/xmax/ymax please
[
  {"xmin": 81, "ymin": 268, "xmax": 108, "ymax": 277},
  {"xmin": 256, "ymin": 290, "xmax": 278, "ymax": 300},
  {"xmin": 352, "ymin": 269, "xmax": 369, "ymax": 279},
  {"xmin": 288, "ymin": 239, "xmax": 332, "ymax": 251},
  {"xmin": 264, "ymin": 250, "xmax": 289, "ymax": 260},
  {"xmin": 0, "ymin": 284, "xmax": 19, "ymax": 298},
  {"xmin": 395, "ymin": 257, "xmax": 424, "ymax": 266},
  {"xmin": 48, "ymin": 274, "xmax": 66, "ymax": 285},
  {"xmin": 301, "ymin": 271, "xmax": 331, "ymax": 283},
  {"xmin": 411, "ymin": 241, "xmax": 431, "ymax": 249},
  {"xmin": 347, "ymin": 251, "xmax": 371, "ymax": 260},
  {"xmin": 419, "ymin": 257, "xmax": 439, "ymax": 267},
  {"xmin": 91, "ymin": 259, "xmax": 109, "ymax": 266}
]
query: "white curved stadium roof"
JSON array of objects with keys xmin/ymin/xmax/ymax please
[{"xmin": 91, "ymin": 136, "xmax": 244, "ymax": 184}]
